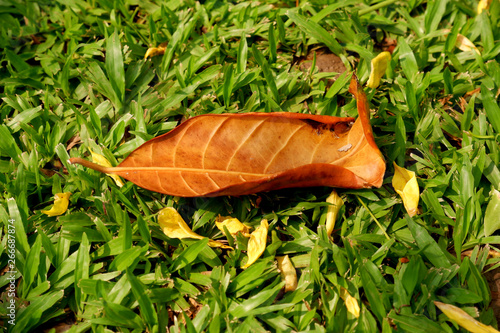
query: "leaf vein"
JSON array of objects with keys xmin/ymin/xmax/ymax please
[
  {"xmin": 225, "ymin": 117, "xmax": 268, "ymax": 171},
  {"xmin": 172, "ymin": 119, "xmax": 196, "ymax": 167},
  {"xmin": 202, "ymin": 117, "xmax": 229, "ymax": 169},
  {"xmin": 263, "ymin": 123, "xmax": 306, "ymax": 173},
  {"xmin": 179, "ymin": 171, "xmax": 201, "ymax": 196}
]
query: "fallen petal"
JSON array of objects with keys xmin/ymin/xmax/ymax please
[
  {"xmin": 144, "ymin": 43, "xmax": 168, "ymax": 59},
  {"xmin": 477, "ymin": 0, "xmax": 492, "ymax": 14},
  {"xmin": 242, "ymin": 219, "xmax": 269, "ymax": 269},
  {"xmin": 215, "ymin": 216, "xmax": 252, "ymax": 237},
  {"xmin": 325, "ymin": 190, "xmax": 343, "ymax": 237},
  {"xmin": 158, "ymin": 207, "xmax": 203, "ymax": 240},
  {"xmin": 366, "ymin": 51, "xmax": 391, "ymax": 89},
  {"xmin": 208, "ymin": 239, "xmax": 234, "ymax": 250},
  {"xmin": 91, "ymin": 150, "xmax": 124, "ymax": 187},
  {"xmin": 158, "ymin": 207, "xmax": 233, "ymax": 249},
  {"xmin": 276, "ymin": 255, "xmax": 297, "ymax": 292},
  {"xmin": 42, "ymin": 192, "xmax": 71, "ymax": 217},
  {"xmin": 434, "ymin": 301, "xmax": 499, "ymax": 333},
  {"xmin": 392, "ymin": 162, "xmax": 419, "ymax": 217},
  {"xmin": 340, "ymin": 287, "xmax": 360, "ymax": 318}
]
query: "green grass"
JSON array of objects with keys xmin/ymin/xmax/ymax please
[{"xmin": 1, "ymin": 0, "xmax": 500, "ymax": 332}]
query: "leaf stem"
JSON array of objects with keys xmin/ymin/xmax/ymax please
[
  {"xmin": 68, "ymin": 157, "xmax": 114, "ymax": 174},
  {"xmin": 356, "ymin": 195, "xmax": 390, "ymax": 239},
  {"xmin": 358, "ymin": 0, "xmax": 399, "ymax": 16}
]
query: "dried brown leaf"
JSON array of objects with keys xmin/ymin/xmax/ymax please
[{"xmin": 69, "ymin": 75, "xmax": 385, "ymax": 197}]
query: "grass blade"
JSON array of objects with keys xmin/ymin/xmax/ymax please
[
  {"xmin": 15, "ymin": 290, "xmax": 64, "ymax": 332},
  {"xmin": 481, "ymin": 84, "xmax": 500, "ymax": 134},
  {"xmin": 75, "ymin": 233, "xmax": 90, "ymax": 315},
  {"xmin": 287, "ymin": 10, "xmax": 342, "ymax": 55},
  {"xmin": 170, "ymin": 238, "xmax": 209, "ymax": 272},
  {"xmin": 21, "ymin": 235, "xmax": 42, "ymax": 298},
  {"xmin": 406, "ymin": 215, "xmax": 451, "ymax": 268},
  {"xmin": 126, "ymin": 268, "xmax": 158, "ymax": 331},
  {"xmin": 237, "ymin": 34, "xmax": 248, "ymax": 74},
  {"xmin": 105, "ymin": 29, "xmax": 125, "ymax": 109}
]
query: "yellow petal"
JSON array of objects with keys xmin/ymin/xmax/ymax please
[
  {"xmin": 144, "ymin": 42, "xmax": 168, "ymax": 59},
  {"xmin": 242, "ymin": 219, "xmax": 268, "ymax": 269},
  {"xmin": 90, "ymin": 150, "xmax": 124, "ymax": 187},
  {"xmin": 340, "ymin": 287, "xmax": 360, "ymax": 318},
  {"xmin": 366, "ymin": 51, "xmax": 391, "ymax": 89},
  {"xmin": 478, "ymin": 0, "xmax": 492, "ymax": 14},
  {"xmin": 456, "ymin": 34, "xmax": 481, "ymax": 55},
  {"xmin": 325, "ymin": 190, "xmax": 343, "ymax": 237},
  {"xmin": 434, "ymin": 301, "xmax": 499, "ymax": 333},
  {"xmin": 158, "ymin": 207, "xmax": 203, "ymax": 240},
  {"xmin": 208, "ymin": 239, "xmax": 234, "ymax": 250},
  {"xmin": 392, "ymin": 162, "xmax": 419, "ymax": 217},
  {"xmin": 276, "ymin": 255, "xmax": 297, "ymax": 292},
  {"xmin": 158, "ymin": 208, "xmax": 233, "ymax": 249},
  {"xmin": 215, "ymin": 216, "xmax": 252, "ymax": 237},
  {"xmin": 42, "ymin": 192, "xmax": 71, "ymax": 217}
]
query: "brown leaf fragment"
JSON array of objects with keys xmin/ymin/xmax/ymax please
[
  {"xmin": 66, "ymin": 135, "xmax": 81, "ymax": 151},
  {"xmin": 462, "ymin": 248, "xmax": 500, "ymax": 260},
  {"xmin": 40, "ymin": 168, "xmax": 56, "ymax": 178},
  {"xmin": 381, "ymin": 37, "xmax": 397, "ymax": 53},
  {"xmin": 466, "ymin": 87, "xmax": 481, "ymax": 97},
  {"xmin": 69, "ymin": 74, "xmax": 386, "ymax": 197}
]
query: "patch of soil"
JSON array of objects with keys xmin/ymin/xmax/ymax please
[{"xmin": 298, "ymin": 50, "xmax": 346, "ymax": 76}]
